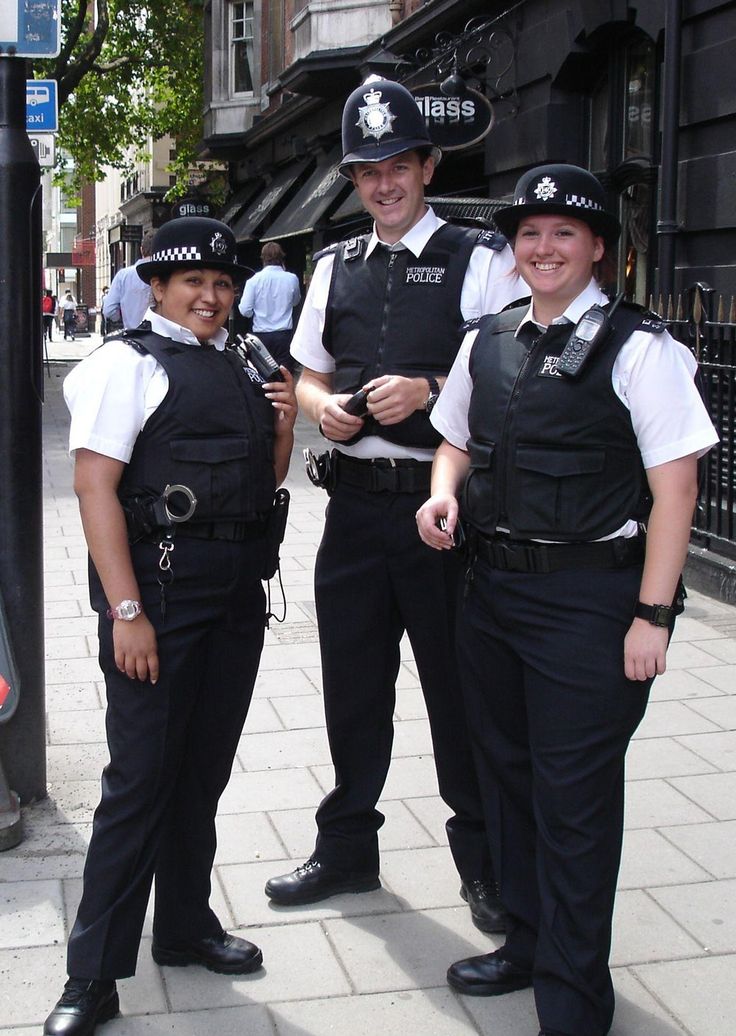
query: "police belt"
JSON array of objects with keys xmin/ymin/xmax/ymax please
[
  {"xmin": 472, "ymin": 531, "xmax": 645, "ymax": 573},
  {"xmin": 336, "ymin": 453, "xmax": 432, "ymax": 494},
  {"xmin": 174, "ymin": 519, "xmax": 266, "ymax": 542}
]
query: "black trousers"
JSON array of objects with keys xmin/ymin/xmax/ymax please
[
  {"xmin": 313, "ymin": 480, "xmax": 491, "ymax": 882},
  {"xmin": 457, "ymin": 561, "xmax": 653, "ymax": 1036},
  {"xmin": 253, "ymin": 329, "xmax": 296, "ymax": 374},
  {"xmin": 67, "ymin": 535, "xmax": 266, "ymax": 980}
]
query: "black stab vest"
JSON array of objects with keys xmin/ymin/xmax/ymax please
[
  {"xmin": 117, "ymin": 330, "xmax": 276, "ymax": 522},
  {"xmin": 322, "ymin": 223, "xmax": 480, "ymax": 449},
  {"xmin": 462, "ymin": 303, "xmax": 653, "ymax": 540}
]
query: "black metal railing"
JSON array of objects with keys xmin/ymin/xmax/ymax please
[{"xmin": 663, "ymin": 284, "xmax": 736, "ymax": 559}]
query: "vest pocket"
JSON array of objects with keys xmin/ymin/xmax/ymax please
[
  {"xmin": 169, "ymin": 436, "xmax": 251, "ymax": 518},
  {"xmin": 511, "ymin": 444, "xmax": 606, "ymax": 536},
  {"xmin": 463, "ymin": 440, "xmax": 496, "ymax": 529}
]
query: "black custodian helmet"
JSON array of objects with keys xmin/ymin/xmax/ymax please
[
  {"xmin": 338, "ymin": 76, "xmax": 441, "ymax": 178},
  {"xmin": 136, "ymin": 217, "xmax": 251, "ymax": 284},
  {"xmin": 493, "ymin": 164, "xmax": 621, "ymax": 245}
]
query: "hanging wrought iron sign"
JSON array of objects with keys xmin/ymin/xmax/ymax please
[{"xmin": 413, "ymin": 84, "xmax": 494, "ymax": 151}]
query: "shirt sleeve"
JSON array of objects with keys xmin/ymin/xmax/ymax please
[
  {"xmin": 614, "ymin": 329, "xmax": 719, "ymax": 468},
  {"xmin": 239, "ymin": 275, "xmax": 257, "ymax": 319},
  {"xmin": 429, "ymin": 330, "xmax": 478, "ymax": 449},
  {"xmin": 460, "ymin": 244, "xmax": 527, "ymax": 320},
  {"xmin": 290, "ymin": 254, "xmax": 336, "ymax": 374},
  {"xmin": 290, "ymin": 273, "xmax": 302, "ymax": 308},
  {"xmin": 102, "ymin": 270, "xmax": 123, "ymax": 320},
  {"xmin": 63, "ymin": 341, "xmax": 164, "ymax": 463}
]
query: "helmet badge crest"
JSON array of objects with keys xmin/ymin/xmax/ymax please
[
  {"xmin": 356, "ymin": 87, "xmax": 396, "ymax": 142},
  {"xmin": 533, "ymin": 176, "xmax": 558, "ymax": 202},
  {"xmin": 210, "ymin": 231, "xmax": 227, "ymax": 255}
]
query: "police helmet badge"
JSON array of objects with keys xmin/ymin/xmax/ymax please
[
  {"xmin": 210, "ymin": 231, "xmax": 228, "ymax": 256},
  {"xmin": 356, "ymin": 87, "xmax": 396, "ymax": 142},
  {"xmin": 533, "ymin": 176, "xmax": 558, "ymax": 202}
]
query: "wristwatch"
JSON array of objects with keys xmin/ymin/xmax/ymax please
[
  {"xmin": 634, "ymin": 601, "xmax": 676, "ymax": 627},
  {"xmin": 425, "ymin": 376, "xmax": 440, "ymax": 414},
  {"xmin": 107, "ymin": 599, "xmax": 143, "ymax": 622}
]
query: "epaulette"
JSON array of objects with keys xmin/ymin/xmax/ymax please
[
  {"xmin": 105, "ymin": 323, "xmax": 153, "ymax": 355},
  {"xmin": 461, "ymin": 316, "xmax": 484, "ymax": 334},
  {"xmin": 474, "ymin": 228, "xmax": 508, "ymax": 252},
  {"xmin": 312, "ymin": 242, "xmax": 342, "ymax": 264},
  {"xmin": 501, "ymin": 295, "xmax": 531, "ymax": 312},
  {"xmin": 615, "ymin": 300, "xmax": 666, "ymax": 334}
]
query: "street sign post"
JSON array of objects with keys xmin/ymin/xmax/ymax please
[
  {"xmin": 25, "ymin": 78, "xmax": 57, "ymax": 132},
  {"xmin": 0, "ymin": 0, "xmax": 61, "ymax": 58}
]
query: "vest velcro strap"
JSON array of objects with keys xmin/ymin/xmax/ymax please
[
  {"xmin": 473, "ymin": 533, "xmax": 645, "ymax": 573},
  {"xmin": 336, "ymin": 454, "xmax": 432, "ymax": 494}
]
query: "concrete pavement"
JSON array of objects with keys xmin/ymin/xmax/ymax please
[{"xmin": 1, "ymin": 347, "xmax": 735, "ymax": 1034}]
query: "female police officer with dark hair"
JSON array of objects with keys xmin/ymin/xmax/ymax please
[
  {"xmin": 44, "ymin": 217, "xmax": 297, "ymax": 1036},
  {"xmin": 417, "ymin": 165, "xmax": 717, "ymax": 1036}
]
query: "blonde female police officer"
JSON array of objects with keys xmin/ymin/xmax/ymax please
[
  {"xmin": 417, "ymin": 165, "xmax": 717, "ymax": 1036},
  {"xmin": 44, "ymin": 217, "xmax": 296, "ymax": 1036}
]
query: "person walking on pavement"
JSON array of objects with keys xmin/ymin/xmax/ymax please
[
  {"xmin": 265, "ymin": 77, "xmax": 527, "ymax": 930},
  {"xmin": 42, "ymin": 288, "xmax": 56, "ymax": 342},
  {"xmin": 43, "ymin": 217, "xmax": 297, "ymax": 1036},
  {"xmin": 238, "ymin": 240, "xmax": 301, "ymax": 373},
  {"xmin": 61, "ymin": 291, "xmax": 77, "ymax": 340},
  {"xmin": 416, "ymin": 164, "xmax": 718, "ymax": 1036},
  {"xmin": 102, "ymin": 229, "xmax": 155, "ymax": 332}
]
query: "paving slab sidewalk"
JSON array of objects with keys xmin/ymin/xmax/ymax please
[{"xmin": 1, "ymin": 360, "xmax": 734, "ymax": 1035}]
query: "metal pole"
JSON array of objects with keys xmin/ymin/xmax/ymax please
[
  {"xmin": 656, "ymin": 0, "xmax": 682, "ymax": 302},
  {"xmin": 0, "ymin": 56, "xmax": 46, "ymax": 803}
]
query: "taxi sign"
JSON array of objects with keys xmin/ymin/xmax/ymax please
[
  {"xmin": 0, "ymin": 0, "xmax": 61, "ymax": 58},
  {"xmin": 26, "ymin": 78, "xmax": 57, "ymax": 132}
]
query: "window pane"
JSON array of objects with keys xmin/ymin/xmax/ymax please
[
  {"xmin": 624, "ymin": 38, "xmax": 655, "ymax": 158},
  {"xmin": 231, "ymin": 1, "xmax": 254, "ymax": 94},
  {"xmin": 589, "ymin": 73, "xmax": 609, "ymax": 172}
]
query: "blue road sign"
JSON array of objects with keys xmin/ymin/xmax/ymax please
[
  {"xmin": 26, "ymin": 78, "xmax": 57, "ymax": 132},
  {"xmin": 0, "ymin": 0, "xmax": 61, "ymax": 58}
]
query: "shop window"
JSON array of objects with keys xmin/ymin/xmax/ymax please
[
  {"xmin": 588, "ymin": 34, "xmax": 658, "ymax": 303},
  {"xmin": 231, "ymin": 1, "xmax": 255, "ymax": 95}
]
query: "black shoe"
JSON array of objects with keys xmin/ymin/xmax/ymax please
[
  {"xmin": 460, "ymin": 879, "xmax": 509, "ymax": 933},
  {"xmin": 151, "ymin": 931, "xmax": 263, "ymax": 975},
  {"xmin": 265, "ymin": 856, "xmax": 381, "ymax": 905},
  {"xmin": 447, "ymin": 949, "xmax": 532, "ymax": 996},
  {"xmin": 44, "ymin": 978, "xmax": 119, "ymax": 1035}
]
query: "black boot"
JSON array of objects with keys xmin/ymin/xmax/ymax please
[{"xmin": 44, "ymin": 978, "xmax": 119, "ymax": 1035}]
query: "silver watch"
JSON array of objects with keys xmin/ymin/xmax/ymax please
[{"xmin": 109, "ymin": 599, "xmax": 142, "ymax": 621}]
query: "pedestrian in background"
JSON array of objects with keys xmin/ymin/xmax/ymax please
[
  {"xmin": 238, "ymin": 240, "xmax": 301, "ymax": 372},
  {"xmin": 61, "ymin": 291, "xmax": 77, "ymax": 340},
  {"xmin": 265, "ymin": 77, "xmax": 527, "ymax": 931},
  {"xmin": 416, "ymin": 163, "xmax": 718, "ymax": 1036},
  {"xmin": 102, "ymin": 229, "xmax": 155, "ymax": 332},
  {"xmin": 42, "ymin": 289, "xmax": 56, "ymax": 342},
  {"xmin": 43, "ymin": 217, "xmax": 297, "ymax": 1036}
]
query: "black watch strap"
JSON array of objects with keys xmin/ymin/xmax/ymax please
[
  {"xmin": 425, "ymin": 376, "xmax": 440, "ymax": 413},
  {"xmin": 634, "ymin": 601, "xmax": 676, "ymax": 627}
]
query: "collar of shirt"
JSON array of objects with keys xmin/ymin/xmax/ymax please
[
  {"xmin": 145, "ymin": 308, "xmax": 229, "ymax": 350},
  {"xmin": 364, "ymin": 205, "xmax": 445, "ymax": 259},
  {"xmin": 515, "ymin": 278, "xmax": 607, "ymax": 338}
]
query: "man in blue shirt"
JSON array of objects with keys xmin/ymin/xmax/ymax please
[
  {"xmin": 238, "ymin": 241, "xmax": 301, "ymax": 372},
  {"xmin": 102, "ymin": 230, "xmax": 155, "ymax": 331}
]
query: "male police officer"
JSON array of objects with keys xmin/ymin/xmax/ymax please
[{"xmin": 265, "ymin": 78, "xmax": 527, "ymax": 927}]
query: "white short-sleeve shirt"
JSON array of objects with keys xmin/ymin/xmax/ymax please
[
  {"xmin": 431, "ymin": 280, "xmax": 719, "ymax": 538},
  {"xmin": 64, "ymin": 310, "xmax": 229, "ymax": 463},
  {"xmin": 290, "ymin": 206, "xmax": 527, "ymax": 460}
]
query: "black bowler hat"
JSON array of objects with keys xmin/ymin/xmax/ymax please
[
  {"xmin": 136, "ymin": 217, "xmax": 250, "ymax": 284},
  {"xmin": 494, "ymin": 164, "xmax": 621, "ymax": 244},
  {"xmin": 338, "ymin": 76, "xmax": 441, "ymax": 178}
]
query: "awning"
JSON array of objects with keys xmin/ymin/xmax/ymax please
[
  {"xmin": 261, "ymin": 147, "xmax": 350, "ymax": 241},
  {"xmin": 220, "ymin": 182, "xmax": 262, "ymax": 227},
  {"xmin": 329, "ymin": 194, "xmax": 508, "ymax": 230},
  {"xmin": 231, "ymin": 159, "xmax": 312, "ymax": 242}
]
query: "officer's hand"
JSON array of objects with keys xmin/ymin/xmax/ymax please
[
  {"xmin": 366, "ymin": 375, "xmax": 428, "ymax": 426},
  {"xmin": 113, "ymin": 613, "xmax": 160, "ymax": 685},
  {"xmin": 416, "ymin": 494, "xmax": 458, "ymax": 550},
  {"xmin": 320, "ymin": 395, "xmax": 365, "ymax": 441},
  {"xmin": 624, "ymin": 619, "xmax": 669, "ymax": 681},
  {"xmin": 264, "ymin": 367, "xmax": 298, "ymax": 434}
]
